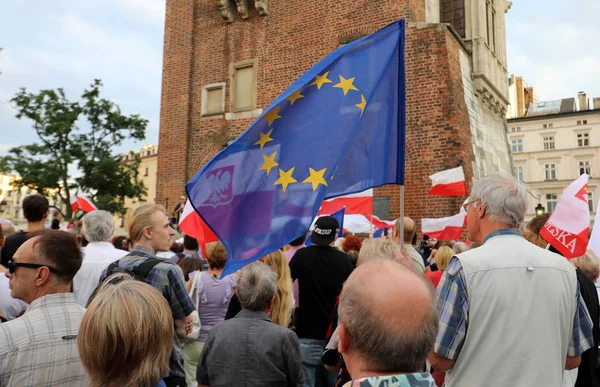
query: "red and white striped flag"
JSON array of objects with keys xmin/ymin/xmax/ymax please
[
  {"xmin": 421, "ymin": 212, "xmax": 466, "ymax": 240},
  {"xmin": 179, "ymin": 200, "xmax": 219, "ymax": 256},
  {"xmin": 428, "ymin": 167, "xmax": 467, "ymax": 196},
  {"xmin": 540, "ymin": 174, "xmax": 590, "ymax": 258},
  {"xmin": 76, "ymin": 193, "xmax": 97, "ymax": 213},
  {"xmin": 70, "ymin": 194, "xmax": 79, "ymax": 212},
  {"xmin": 318, "ymin": 189, "xmax": 373, "ymax": 215}
]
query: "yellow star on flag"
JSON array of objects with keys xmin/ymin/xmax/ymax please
[
  {"xmin": 274, "ymin": 167, "xmax": 297, "ymax": 192},
  {"xmin": 259, "ymin": 152, "xmax": 279, "ymax": 176},
  {"xmin": 333, "ymin": 75, "xmax": 359, "ymax": 96},
  {"xmin": 310, "ymin": 71, "xmax": 333, "ymax": 90},
  {"xmin": 286, "ymin": 89, "xmax": 304, "ymax": 106},
  {"xmin": 254, "ymin": 129, "xmax": 274, "ymax": 149},
  {"xmin": 355, "ymin": 94, "xmax": 366, "ymax": 117},
  {"xmin": 261, "ymin": 106, "xmax": 281, "ymax": 127},
  {"xmin": 302, "ymin": 168, "xmax": 328, "ymax": 191}
]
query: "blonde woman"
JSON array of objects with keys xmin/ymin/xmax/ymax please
[
  {"xmin": 425, "ymin": 245, "xmax": 454, "ymax": 288},
  {"xmin": 225, "ymin": 250, "xmax": 294, "ymax": 327},
  {"xmin": 77, "ymin": 275, "xmax": 173, "ymax": 387}
]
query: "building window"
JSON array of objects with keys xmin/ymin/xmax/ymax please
[
  {"xmin": 440, "ymin": 0, "xmax": 465, "ymax": 37},
  {"xmin": 202, "ymin": 83, "xmax": 226, "ymax": 116},
  {"xmin": 6, "ymin": 190, "xmax": 11, "ymax": 198},
  {"xmin": 544, "ymin": 163, "xmax": 557, "ymax": 180},
  {"xmin": 514, "ymin": 165, "xmax": 524, "ymax": 182},
  {"xmin": 511, "ymin": 127, "xmax": 521, "ymax": 132},
  {"xmin": 577, "ymin": 120, "xmax": 581, "ymax": 125},
  {"xmin": 144, "ymin": 167, "xmax": 149, "ymax": 177},
  {"xmin": 511, "ymin": 139, "xmax": 523, "ymax": 153},
  {"xmin": 231, "ymin": 60, "xmax": 257, "ymax": 112},
  {"xmin": 577, "ymin": 132, "xmax": 590, "ymax": 147},
  {"xmin": 543, "ymin": 136, "xmax": 555, "ymax": 150},
  {"xmin": 546, "ymin": 193, "xmax": 558, "ymax": 213},
  {"xmin": 579, "ymin": 160, "xmax": 591, "ymax": 176},
  {"xmin": 583, "ymin": 120, "xmax": 588, "ymax": 124},
  {"xmin": 589, "ymin": 192, "xmax": 595, "ymax": 213}
]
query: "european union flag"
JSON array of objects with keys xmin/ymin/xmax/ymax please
[
  {"xmin": 186, "ymin": 20, "xmax": 406, "ymax": 276},
  {"xmin": 305, "ymin": 208, "xmax": 346, "ymax": 247}
]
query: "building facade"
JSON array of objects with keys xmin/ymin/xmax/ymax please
[
  {"xmin": 157, "ymin": 0, "xmax": 513, "ymax": 230},
  {"xmin": 119, "ymin": 144, "xmax": 159, "ymax": 225},
  {"xmin": 508, "ymin": 94, "xmax": 600, "ymax": 224},
  {"xmin": 506, "ymin": 74, "xmax": 536, "ymax": 119}
]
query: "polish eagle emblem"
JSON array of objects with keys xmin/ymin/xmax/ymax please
[{"xmin": 202, "ymin": 166, "xmax": 234, "ymax": 208}]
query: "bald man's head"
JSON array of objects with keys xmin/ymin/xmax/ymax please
[
  {"xmin": 338, "ymin": 260, "xmax": 438, "ymax": 373},
  {"xmin": 393, "ymin": 217, "xmax": 416, "ymax": 244}
]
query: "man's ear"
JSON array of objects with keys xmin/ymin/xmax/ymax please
[
  {"xmin": 142, "ymin": 227, "xmax": 153, "ymax": 240},
  {"xmin": 338, "ymin": 323, "xmax": 350, "ymax": 354},
  {"xmin": 35, "ymin": 266, "xmax": 52, "ymax": 287}
]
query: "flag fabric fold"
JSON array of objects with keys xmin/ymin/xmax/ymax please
[
  {"xmin": 178, "ymin": 200, "xmax": 219, "ymax": 255},
  {"xmin": 428, "ymin": 167, "xmax": 467, "ymax": 196},
  {"xmin": 421, "ymin": 212, "xmax": 466, "ymax": 241},
  {"xmin": 318, "ymin": 189, "xmax": 373, "ymax": 215},
  {"xmin": 540, "ymin": 174, "xmax": 590, "ymax": 259},
  {"xmin": 186, "ymin": 20, "xmax": 406, "ymax": 276},
  {"xmin": 76, "ymin": 193, "xmax": 97, "ymax": 213}
]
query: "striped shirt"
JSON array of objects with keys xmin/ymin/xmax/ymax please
[{"xmin": 0, "ymin": 293, "xmax": 87, "ymax": 386}]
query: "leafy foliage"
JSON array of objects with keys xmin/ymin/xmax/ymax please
[{"xmin": 0, "ymin": 80, "xmax": 148, "ymax": 219}]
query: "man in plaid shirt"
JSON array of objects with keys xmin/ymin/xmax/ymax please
[
  {"xmin": 428, "ymin": 173, "xmax": 594, "ymax": 387},
  {"xmin": 0, "ymin": 230, "xmax": 87, "ymax": 386},
  {"xmin": 96, "ymin": 204, "xmax": 196, "ymax": 387}
]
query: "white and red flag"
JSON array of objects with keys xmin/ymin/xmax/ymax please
[
  {"xmin": 318, "ymin": 189, "xmax": 373, "ymax": 215},
  {"xmin": 70, "ymin": 194, "xmax": 79, "ymax": 212},
  {"xmin": 540, "ymin": 174, "xmax": 590, "ymax": 258},
  {"xmin": 428, "ymin": 167, "xmax": 467, "ymax": 196},
  {"xmin": 421, "ymin": 212, "xmax": 466, "ymax": 240},
  {"xmin": 76, "ymin": 193, "xmax": 97, "ymax": 213},
  {"xmin": 179, "ymin": 200, "xmax": 219, "ymax": 256}
]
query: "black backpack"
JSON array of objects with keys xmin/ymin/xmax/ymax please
[{"xmin": 86, "ymin": 253, "xmax": 163, "ymax": 307}]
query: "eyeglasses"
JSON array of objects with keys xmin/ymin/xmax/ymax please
[
  {"xmin": 462, "ymin": 199, "xmax": 480, "ymax": 213},
  {"xmin": 7, "ymin": 261, "xmax": 58, "ymax": 275}
]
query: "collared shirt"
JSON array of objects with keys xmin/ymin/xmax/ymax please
[
  {"xmin": 405, "ymin": 245, "xmax": 425, "ymax": 273},
  {"xmin": 435, "ymin": 229, "xmax": 594, "ymax": 360},
  {"xmin": 0, "ymin": 293, "xmax": 87, "ymax": 386},
  {"xmin": 73, "ymin": 241, "xmax": 128, "ymax": 306},
  {"xmin": 98, "ymin": 245, "xmax": 195, "ymax": 379},
  {"xmin": 342, "ymin": 373, "xmax": 436, "ymax": 386},
  {"xmin": 197, "ymin": 309, "xmax": 304, "ymax": 387}
]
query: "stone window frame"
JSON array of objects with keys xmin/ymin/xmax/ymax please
[
  {"xmin": 546, "ymin": 193, "xmax": 558, "ymax": 213},
  {"xmin": 543, "ymin": 162, "xmax": 557, "ymax": 181},
  {"xmin": 575, "ymin": 129, "xmax": 591, "ymax": 147},
  {"xmin": 201, "ymin": 82, "xmax": 227, "ymax": 117},
  {"xmin": 578, "ymin": 160, "xmax": 592, "ymax": 176},
  {"xmin": 230, "ymin": 59, "xmax": 258, "ymax": 113},
  {"xmin": 513, "ymin": 165, "xmax": 524, "ymax": 182},
  {"xmin": 540, "ymin": 132, "xmax": 556, "ymax": 151}
]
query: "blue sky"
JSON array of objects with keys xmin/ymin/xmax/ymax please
[{"xmin": 0, "ymin": 1, "xmax": 599, "ymax": 157}]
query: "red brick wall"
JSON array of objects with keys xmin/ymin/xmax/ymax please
[{"xmin": 158, "ymin": 0, "xmax": 474, "ymax": 233}]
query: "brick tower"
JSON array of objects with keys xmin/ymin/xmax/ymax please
[{"xmin": 157, "ymin": 0, "xmax": 513, "ymax": 232}]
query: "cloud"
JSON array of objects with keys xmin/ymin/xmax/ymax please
[{"xmin": 113, "ymin": 0, "xmax": 166, "ymax": 22}]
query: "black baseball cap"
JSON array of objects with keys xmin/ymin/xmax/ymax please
[{"xmin": 311, "ymin": 216, "xmax": 339, "ymax": 246}]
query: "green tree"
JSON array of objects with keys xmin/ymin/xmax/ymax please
[{"xmin": 0, "ymin": 80, "xmax": 148, "ymax": 219}]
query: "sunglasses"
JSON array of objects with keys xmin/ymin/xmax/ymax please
[{"xmin": 7, "ymin": 261, "xmax": 58, "ymax": 275}]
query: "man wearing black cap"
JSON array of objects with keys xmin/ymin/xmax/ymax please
[{"xmin": 289, "ymin": 216, "xmax": 354, "ymax": 387}]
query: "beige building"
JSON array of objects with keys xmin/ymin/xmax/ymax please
[
  {"xmin": 118, "ymin": 144, "xmax": 158, "ymax": 225},
  {"xmin": 507, "ymin": 92, "xmax": 600, "ymax": 224},
  {"xmin": 507, "ymin": 74, "xmax": 537, "ymax": 119},
  {"xmin": 0, "ymin": 173, "xmax": 65, "ymax": 227}
]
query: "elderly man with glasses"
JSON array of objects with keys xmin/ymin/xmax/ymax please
[
  {"xmin": 429, "ymin": 172, "xmax": 594, "ymax": 387},
  {"xmin": 0, "ymin": 230, "xmax": 87, "ymax": 386}
]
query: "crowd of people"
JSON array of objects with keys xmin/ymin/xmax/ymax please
[{"xmin": 0, "ymin": 171, "xmax": 598, "ymax": 386}]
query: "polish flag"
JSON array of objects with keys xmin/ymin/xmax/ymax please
[
  {"xmin": 318, "ymin": 189, "xmax": 373, "ymax": 215},
  {"xmin": 76, "ymin": 193, "xmax": 97, "ymax": 213},
  {"xmin": 421, "ymin": 212, "xmax": 466, "ymax": 241},
  {"xmin": 428, "ymin": 167, "xmax": 468, "ymax": 196},
  {"xmin": 179, "ymin": 200, "xmax": 219, "ymax": 255},
  {"xmin": 540, "ymin": 174, "xmax": 590, "ymax": 259},
  {"xmin": 70, "ymin": 194, "xmax": 79, "ymax": 212}
]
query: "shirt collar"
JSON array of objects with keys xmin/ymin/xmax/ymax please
[
  {"xmin": 131, "ymin": 245, "xmax": 156, "ymax": 257},
  {"xmin": 28, "ymin": 293, "xmax": 77, "ymax": 312},
  {"xmin": 483, "ymin": 228, "xmax": 523, "ymax": 244},
  {"xmin": 235, "ymin": 309, "xmax": 272, "ymax": 322}
]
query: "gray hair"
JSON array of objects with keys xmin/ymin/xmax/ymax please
[
  {"xmin": 338, "ymin": 263, "xmax": 439, "ymax": 372},
  {"xmin": 357, "ymin": 238, "xmax": 399, "ymax": 266},
  {"xmin": 470, "ymin": 172, "xmax": 528, "ymax": 228},
  {"xmin": 237, "ymin": 262, "xmax": 278, "ymax": 312},
  {"xmin": 453, "ymin": 242, "xmax": 469, "ymax": 254},
  {"xmin": 82, "ymin": 210, "xmax": 115, "ymax": 243}
]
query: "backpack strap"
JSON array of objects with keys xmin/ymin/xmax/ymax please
[
  {"xmin": 131, "ymin": 258, "xmax": 163, "ymax": 280},
  {"xmin": 106, "ymin": 260, "xmax": 121, "ymax": 276}
]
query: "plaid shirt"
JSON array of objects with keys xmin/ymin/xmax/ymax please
[
  {"xmin": 0, "ymin": 293, "xmax": 87, "ymax": 386},
  {"xmin": 435, "ymin": 229, "xmax": 594, "ymax": 360},
  {"xmin": 98, "ymin": 246, "xmax": 196, "ymax": 379}
]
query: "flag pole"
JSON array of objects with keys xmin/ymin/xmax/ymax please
[
  {"xmin": 400, "ymin": 185, "xmax": 404, "ymax": 249},
  {"xmin": 369, "ymin": 211, "xmax": 374, "ymax": 238}
]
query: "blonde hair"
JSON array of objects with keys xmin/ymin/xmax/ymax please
[
  {"xmin": 357, "ymin": 239, "xmax": 399, "ymax": 266},
  {"xmin": 78, "ymin": 276, "xmax": 174, "ymax": 387},
  {"xmin": 128, "ymin": 204, "xmax": 167, "ymax": 243},
  {"xmin": 206, "ymin": 241, "xmax": 227, "ymax": 269},
  {"xmin": 262, "ymin": 250, "xmax": 294, "ymax": 327},
  {"xmin": 434, "ymin": 246, "xmax": 454, "ymax": 271},
  {"xmin": 571, "ymin": 250, "xmax": 600, "ymax": 282},
  {"xmin": 522, "ymin": 230, "xmax": 548, "ymax": 249}
]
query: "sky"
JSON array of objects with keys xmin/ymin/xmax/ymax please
[{"xmin": 0, "ymin": 0, "xmax": 599, "ymax": 157}]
